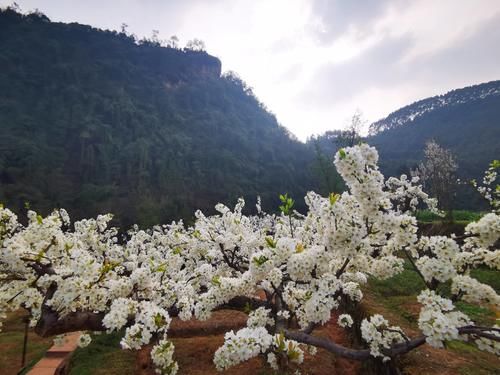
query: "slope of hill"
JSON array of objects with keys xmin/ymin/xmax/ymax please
[
  {"xmin": 308, "ymin": 81, "xmax": 500, "ymax": 209},
  {"xmin": 369, "ymin": 81, "xmax": 500, "ymax": 135},
  {"xmin": 0, "ymin": 8, "xmax": 316, "ymax": 226},
  {"xmin": 369, "ymin": 81, "xmax": 500, "ymax": 180}
]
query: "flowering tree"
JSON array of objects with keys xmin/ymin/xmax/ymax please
[
  {"xmin": 0, "ymin": 145, "xmax": 498, "ymax": 374},
  {"xmin": 413, "ymin": 140, "xmax": 458, "ymax": 216}
]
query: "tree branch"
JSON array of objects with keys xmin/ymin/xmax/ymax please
[
  {"xmin": 34, "ymin": 295, "xmax": 267, "ymax": 337},
  {"xmin": 336, "ymin": 258, "xmax": 350, "ymax": 278}
]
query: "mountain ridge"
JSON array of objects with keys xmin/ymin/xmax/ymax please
[{"xmin": 369, "ymin": 80, "xmax": 500, "ymax": 135}]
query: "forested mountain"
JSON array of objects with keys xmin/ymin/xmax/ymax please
[
  {"xmin": 0, "ymin": 8, "xmax": 316, "ymax": 226},
  {"xmin": 369, "ymin": 81, "xmax": 500, "ymax": 134},
  {"xmin": 309, "ymin": 81, "xmax": 500, "ymax": 209},
  {"xmin": 369, "ymin": 81, "xmax": 500, "ymax": 180}
]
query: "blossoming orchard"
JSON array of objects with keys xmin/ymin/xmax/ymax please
[{"xmin": 0, "ymin": 145, "xmax": 499, "ymax": 374}]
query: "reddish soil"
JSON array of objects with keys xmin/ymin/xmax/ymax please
[{"xmin": 136, "ymin": 310, "xmax": 360, "ymax": 375}]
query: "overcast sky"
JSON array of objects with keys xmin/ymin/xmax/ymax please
[{"xmin": 3, "ymin": 0, "xmax": 500, "ymax": 140}]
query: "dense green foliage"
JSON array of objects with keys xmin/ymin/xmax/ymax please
[{"xmin": 0, "ymin": 8, "xmax": 317, "ymax": 226}]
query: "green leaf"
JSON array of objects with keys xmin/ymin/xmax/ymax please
[
  {"xmin": 276, "ymin": 332, "xmax": 286, "ymax": 352},
  {"xmin": 211, "ymin": 275, "xmax": 221, "ymax": 286},
  {"xmin": 64, "ymin": 243, "xmax": 73, "ymax": 253},
  {"xmin": 295, "ymin": 243, "xmax": 304, "ymax": 253},
  {"xmin": 243, "ymin": 302, "xmax": 252, "ymax": 314},
  {"xmin": 288, "ymin": 346, "xmax": 301, "ymax": 361},
  {"xmin": 329, "ymin": 192, "xmax": 339, "ymax": 205},
  {"xmin": 35, "ymin": 249, "xmax": 45, "ymax": 261},
  {"xmin": 338, "ymin": 148, "xmax": 347, "ymax": 159},
  {"xmin": 36, "ymin": 215, "xmax": 43, "ymax": 224},
  {"xmin": 490, "ymin": 160, "xmax": 500, "ymax": 169},
  {"xmin": 155, "ymin": 313, "xmax": 166, "ymax": 327},
  {"xmin": 265, "ymin": 236, "xmax": 276, "ymax": 248},
  {"xmin": 156, "ymin": 263, "xmax": 167, "ymax": 273},
  {"xmin": 278, "ymin": 193, "xmax": 295, "ymax": 215},
  {"xmin": 252, "ymin": 255, "xmax": 269, "ymax": 266}
]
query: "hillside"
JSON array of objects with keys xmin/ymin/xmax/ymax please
[
  {"xmin": 369, "ymin": 81, "xmax": 500, "ymax": 134},
  {"xmin": 0, "ymin": 8, "xmax": 316, "ymax": 226},
  {"xmin": 309, "ymin": 81, "xmax": 500, "ymax": 209},
  {"xmin": 369, "ymin": 80, "xmax": 500, "ymax": 179}
]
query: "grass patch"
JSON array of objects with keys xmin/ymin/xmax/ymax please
[
  {"xmin": 471, "ymin": 267, "xmax": 500, "ymax": 293},
  {"xmin": 447, "ymin": 341, "xmax": 500, "ymax": 375},
  {"xmin": 367, "ymin": 263, "xmax": 426, "ymax": 325},
  {"xmin": 368, "ymin": 262, "xmax": 499, "ymax": 327},
  {"xmin": 0, "ymin": 311, "xmax": 53, "ymax": 375},
  {"xmin": 69, "ymin": 331, "xmax": 135, "ymax": 375},
  {"xmin": 415, "ymin": 210, "xmax": 484, "ymax": 223},
  {"xmin": 367, "ymin": 263, "xmax": 500, "ymax": 374},
  {"xmin": 369, "ymin": 262, "xmax": 426, "ymax": 297},
  {"xmin": 455, "ymin": 302, "xmax": 496, "ymax": 326}
]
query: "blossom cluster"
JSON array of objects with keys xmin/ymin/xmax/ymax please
[
  {"xmin": 151, "ymin": 338, "xmax": 178, "ymax": 375},
  {"xmin": 471, "ymin": 160, "xmax": 499, "ymax": 213},
  {"xmin": 213, "ymin": 327, "xmax": 273, "ymax": 370},
  {"xmin": 417, "ymin": 290, "xmax": 471, "ymax": 348},
  {"xmin": 360, "ymin": 314, "xmax": 405, "ymax": 360}
]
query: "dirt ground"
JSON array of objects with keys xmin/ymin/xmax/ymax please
[
  {"xmin": 134, "ymin": 301, "xmax": 500, "ymax": 375},
  {"xmin": 0, "ymin": 311, "xmax": 53, "ymax": 375},
  {"xmin": 135, "ymin": 310, "xmax": 360, "ymax": 375}
]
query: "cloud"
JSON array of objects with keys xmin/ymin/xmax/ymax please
[
  {"xmin": 288, "ymin": 2, "xmax": 500, "ymax": 137},
  {"xmin": 298, "ymin": 32, "xmax": 415, "ymax": 108},
  {"xmin": 409, "ymin": 12, "xmax": 500, "ymax": 87},
  {"xmin": 309, "ymin": 0, "xmax": 402, "ymax": 42}
]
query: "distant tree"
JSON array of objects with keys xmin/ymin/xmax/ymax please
[
  {"xmin": 8, "ymin": 2, "xmax": 21, "ymax": 11},
  {"xmin": 150, "ymin": 29, "xmax": 161, "ymax": 45},
  {"xmin": 167, "ymin": 35, "xmax": 179, "ymax": 49},
  {"xmin": 335, "ymin": 110, "xmax": 365, "ymax": 148},
  {"xmin": 222, "ymin": 71, "xmax": 254, "ymax": 96},
  {"xmin": 413, "ymin": 140, "xmax": 458, "ymax": 218},
  {"xmin": 120, "ymin": 22, "xmax": 128, "ymax": 34},
  {"xmin": 185, "ymin": 38, "xmax": 206, "ymax": 51}
]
